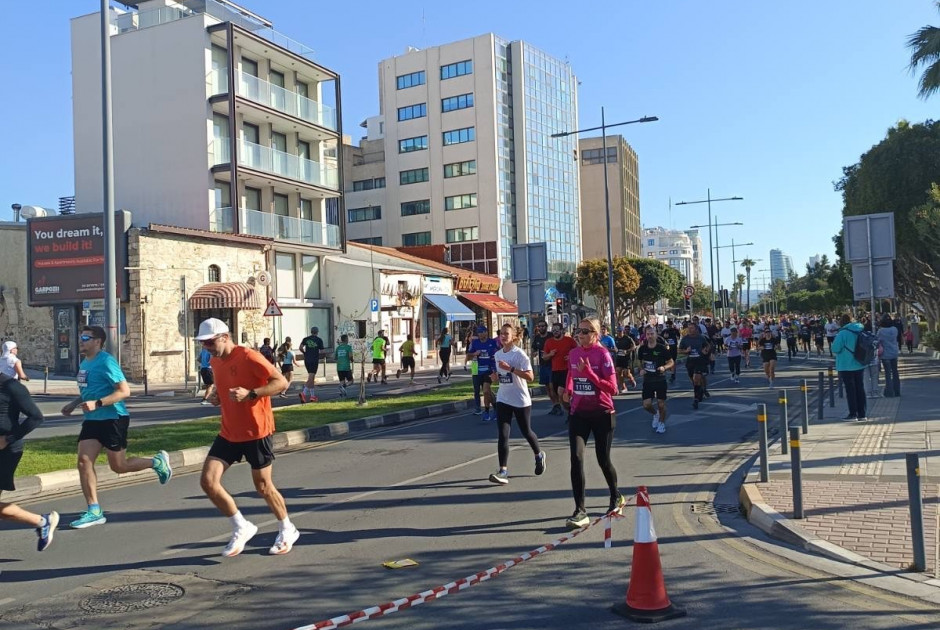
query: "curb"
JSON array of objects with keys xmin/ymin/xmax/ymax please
[
  {"xmin": 6, "ymin": 398, "xmax": 476, "ymax": 505},
  {"xmin": 739, "ymin": 482, "xmax": 940, "ymax": 600}
]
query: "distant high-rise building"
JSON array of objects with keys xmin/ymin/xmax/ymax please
[
  {"xmin": 344, "ymin": 34, "xmax": 581, "ymax": 292},
  {"xmin": 684, "ymin": 228, "xmax": 704, "ymax": 283},
  {"xmin": 808, "ymin": 254, "xmax": 822, "ymax": 269},
  {"xmin": 579, "ymin": 135, "xmax": 641, "ymax": 259},
  {"xmin": 642, "ymin": 227, "xmax": 696, "ymax": 285},
  {"xmin": 770, "ymin": 249, "xmax": 794, "ymax": 283}
]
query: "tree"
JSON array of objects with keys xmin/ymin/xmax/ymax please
[
  {"xmin": 624, "ymin": 258, "xmax": 685, "ymax": 317},
  {"xmin": 835, "ymin": 120, "xmax": 940, "ymax": 330},
  {"xmin": 733, "ymin": 273, "xmax": 747, "ymax": 312},
  {"xmin": 574, "ymin": 258, "xmax": 641, "ymax": 326},
  {"xmin": 907, "ymin": 6, "xmax": 940, "ymax": 99},
  {"xmin": 739, "ymin": 258, "xmax": 756, "ymax": 311}
]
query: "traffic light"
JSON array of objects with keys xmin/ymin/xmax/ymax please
[
  {"xmin": 555, "ymin": 297, "xmax": 564, "ymax": 312},
  {"xmin": 684, "ymin": 298, "xmax": 692, "ymax": 312},
  {"xmin": 546, "ymin": 303, "xmax": 555, "ymax": 316}
]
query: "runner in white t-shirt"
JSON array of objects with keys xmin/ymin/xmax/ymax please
[{"xmin": 486, "ymin": 324, "xmax": 546, "ymax": 485}]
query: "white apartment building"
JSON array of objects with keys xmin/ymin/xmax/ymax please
[
  {"xmin": 578, "ymin": 135, "xmax": 641, "ymax": 260},
  {"xmin": 344, "ymin": 34, "xmax": 581, "ymax": 296},
  {"xmin": 71, "ymin": 0, "xmax": 343, "ymax": 344},
  {"xmin": 770, "ymin": 248, "xmax": 794, "ymax": 284},
  {"xmin": 642, "ymin": 227, "xmax": 696, "ymax": 285}
]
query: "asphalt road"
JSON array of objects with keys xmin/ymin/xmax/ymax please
[{"xmin": 1, "ymin": 353, "xmax": 937, "ymax": 629}]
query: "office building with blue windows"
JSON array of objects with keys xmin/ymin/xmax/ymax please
[{"xmin": 344, "ymin": 34, "xmax": 581, "ymax": 297}]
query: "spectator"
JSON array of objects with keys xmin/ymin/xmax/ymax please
[
  {"xmin": 831, "ymin": 314, "xmax": 868, "ymax": 421},
  {"xmin": 0, "ymin": 342, "xmax": 28, "ymax": 381},
  {"xmin": 877, "ymin": 316, "xmax": 901, "ymax": 397}
]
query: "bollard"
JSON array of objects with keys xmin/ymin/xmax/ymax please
[
  {"xmin": 800, "ymin": 379, "xmax": 810, "ymax": 434},
  {"xmin": 790, "ymin": 428, "xmax": 804, "ymax": 519},
  {"xmin": 757, "ymin": 403, "xmax": 769, "ymax": 482},
  {"xmin": 143, "ymin": 369, "xmax": 149, "ymax": 397},
  {"xmin": 778, "ymin": 390, "xmax": 789, "ymax": 455},
  {"xmin": 817, "ymin": 372, "xmax": 824, "ymax": 420},
  {"xmin": 906, "ymin": 453, "xmax": 927, "ymax": 572},
  {"xmin": 43, "ymin": 366, "xmax": 49, "ymax": 395},
  {"xmin": 828, "ymin": 366, "xmax": 835, "ymax": 408}
]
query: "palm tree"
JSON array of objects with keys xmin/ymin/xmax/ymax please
[
  {"xmin": 908, "ymin": 6, "xmax": 940, "ymax": 99},
  {"xmin": 740, "ymin": 258, "xmax": 756, "ymax": 311},
  {"xmin": 736, "ymin": 273, "xmax": 746, "ymax": 313}
]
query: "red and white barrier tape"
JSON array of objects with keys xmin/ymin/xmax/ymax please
[{"xmin": 293, "ymin": 509, "xmax": 626, "ymax": 630}]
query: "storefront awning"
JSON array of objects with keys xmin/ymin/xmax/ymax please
[
  {"xmin": 189, "ymin": 282, "xmax": 263, "ymax": 310},
  {"xmin": 424, "ymin": 294, "xmax": 477, "ymax": 321},
  {"xmin": 459, "ymin": 293, "xmax": 518, "ymax": 314}
]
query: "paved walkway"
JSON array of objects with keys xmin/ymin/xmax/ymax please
[{"xmin": 746, "ymin": 351, "xmax": 940, "ymax": 576}]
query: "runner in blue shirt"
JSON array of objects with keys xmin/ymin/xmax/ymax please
[
  {"xmin": 468, "ymin": 326, "xmax": 500, "ymax": 421},
  {"xmin": 599, "ymin": 325, "xmax": 617, "ymax": 356}
]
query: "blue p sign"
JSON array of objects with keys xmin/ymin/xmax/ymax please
[{"xmin": 369, "ymin": 298, "xmax": 379, "ymax": 313}]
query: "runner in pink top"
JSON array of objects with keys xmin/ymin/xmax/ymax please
[{"xmin": 560, "ymin": 318, "xmax": 625, "ymax": 531}]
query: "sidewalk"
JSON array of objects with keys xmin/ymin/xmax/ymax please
[{"xmin": 740, "ymin": 350, "xmax": 940, "ymax": 578}]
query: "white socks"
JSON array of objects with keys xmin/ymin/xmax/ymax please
[
  {"xmin": 230, "ymin": 510, "xmax": 249, "ymax": 530},
  {"xmin": 279, "ymin": 517, "xmax": 294, "ymax": 533}
]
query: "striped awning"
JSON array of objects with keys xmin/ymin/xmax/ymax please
[{"xmin": 189, "ymin": 282, "xmax": 263, "ymax": 310}]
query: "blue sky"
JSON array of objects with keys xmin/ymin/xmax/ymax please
[{"xmin": 1, "ymin": 0, "xmax": 937, "ymax": 291}]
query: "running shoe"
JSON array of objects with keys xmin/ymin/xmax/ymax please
[
  {"xmin": 367, "ymin": 374, "xmax": 373, "ymax": 383},
  {"xmin": 36, "ymin": 511, "xmax": 59, "ymax": 552},
  {"xmin": 396, "ymin": 369, "xmax": 401, "ymax": 379},
  {"xmin": 381, "ymin": 379, "xmax": 388, "ymax": 385},
  {"xmin": 298, "ymin": 392, "xmax": 307, "ymax": 404},
  {"xmin": 200, "ymin": 399, "xmax": 212, "ymax": 406},
  {"xmin": 652, "ymin": 413, "xmax": 660, "ymax": 429},
  {"xmin": 692, "ymin": 399, "xmax": 699, "ymax": 410},
  {"xmin": 535, "ymin": 451, "xmax": 546, "ymax": 475},
  {"xmin": 856, "ymin": 416, "xmax": 868, "ymax": 422},
  {"xmin": 339, "ymin": 385, "xmax": 347, "ymax": 398},
  {"xmin": 769, "ymin": 379, "xmax": 774, "ymax": 389},
  {"xmin": 843, "ymin": 413, "xmax": 857, "ymax": 420},
  {"xmin": 488, "ymin": 470, "xmax": 509, "ymax": 485},
  {"xmin": 70, "ymin": 510, "xmax": 106, "ymax": 529},
  {"xmin": 437, "ymin": 376, "xmax": 442, "ymax": 384},
  {"xmin": 703, "ymin": 390, "xmax": 711, "ymax": 399},
  {"xmin": 445, "ymin": 373, "xmax": 451, "ymax": 381},
  {"xmin": 153, "ymin": 450, "xmax": 172, "ymax": 485},
  {"xmin": 222, "ymin": 521, "xmax": 258, "ymax": 557},
  {"xmin": 473, "ymin": 408, "xmax": 483, "ymax": 416},
  {"xmin": 269, "ymin": 526, "xmax": 300, "ymax": 555},
  {"xmin": 608, "ymin": 494, "xmax": 627, "ymax": 514},
  {"xmin": 565, "ymin": 510, "xmax": 590, "ymax": 530},
  {"xmin": 656, "ymin": 422, "xmax": 666, "ymax": 434}
]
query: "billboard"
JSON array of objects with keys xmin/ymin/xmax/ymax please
[{"xmin": 27, "ymin": 212, "xmax": 130, "ymax": 306}]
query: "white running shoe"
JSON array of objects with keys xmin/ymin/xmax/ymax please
[
  {"xmin": 269, "ymin": 526, "xmax": 300, "ymax": 555},
  {"xmin": 651, "ymin": 412, "xmax": 660, "ymax": 429},
  {"xmin": 222, "ymin": 522, "xmax": 258, "ymax": 557},
  {"xmin": 656, "ymin": 422, "xmax": 666, "ymax": 434}
]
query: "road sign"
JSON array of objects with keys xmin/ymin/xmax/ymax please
[
  {"xmin": 263, "ymin": 298, "xmax": 283, "ymax": 317},
  {"xmin": 562, "ymin": 313, "xmax": 570, "ymax": 328},
  {"xmin": 682, "ymin": 285, "xmax": 695, "ymax": 299},
  {"xmin": 510, "ymin": 243, "xmax": 548, "ymax": 283},
  {"xmin": 369, "ymin": 298, "xmax": 379, "ymax": 312}
]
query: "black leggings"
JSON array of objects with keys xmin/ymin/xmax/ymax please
[
  {"xmin": 568, "ymin": 409, "xmax": 618, "ymax": 511},
  {"xmin": 728, "ymin": 356, "xmax": 741, "ymax": 376},
  {"xmin": 439, "ymin": 347, "xmax": 451, "ymax": 377},
  {"xmin": 496, "ymin": 403, "xmax": 540, "ymax": 468}
]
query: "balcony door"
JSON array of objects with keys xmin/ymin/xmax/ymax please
[
  {"xmin": 272, "ymin": 132, "xmax": 288, "ymax": 177},
  {"xmin": 274, "ymin": 193, "xmax": 290, "ymax": 239},
  {"xmin": 241, "ymin": 57, "xmax": 259, "ymax": 100},
  {"xmin": 270, "ymin": 69, "xmax": 286, "ymax": 111},
  {"xmin": 242, "ymin": 123, "xmax": 260, "ymax": 169}
]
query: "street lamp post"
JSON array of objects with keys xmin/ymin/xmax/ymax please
[
  {"xmin": 551, "ymin": 110, "xmax": 658, "ymax": 329},
  {"xmin": 676, "ymin": 191, "xmax": 743, "ymax": 317},
  {"xmin": 689, "ymin": 219, "xmax": 743, "ymax": 318},
  {"xmin": 715, "ymin": 240, "xmax": 753, "ymax": 314}
]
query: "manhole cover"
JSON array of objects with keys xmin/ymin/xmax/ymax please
[
  {"xmin": 690, "ymin": 502, "xmax": 740, "ymax": 515},
  {"xmin": 80, "ymin": 582, "xmax": 185, "ymax": 614}
]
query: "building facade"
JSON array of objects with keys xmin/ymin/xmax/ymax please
[
  {"xmin": 344, "ymin": 34, "xmax": 581, "ymax": 294},
  {"xmin": 578, "ymin": 135, "xmax": 641, "ymax": 260},
  {"xmin": 770, "ymin": 248, "xmax": 794, "ymax": 284},
  {"xmin": 642, "ymin": 227, "xmax": 696, "ymax": 284},
  {"xmin": 71, "ymin": 0, "xmax": 343, "ymax": 346}
]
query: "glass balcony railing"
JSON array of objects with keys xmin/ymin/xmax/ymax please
[
  {"xmin": 212, "ymin": 137, "xmax": 231, "ymax": 165},
  {"xmin": 241, "ymin": 208, "xmax": 341, "ymax": 248},
  {"xmin": 208, "ymin": 71, "xmax": 336, "ymax": 130},
  {"xmin": 238, "ymin": 140, "xmax": 339, "ymax": 190},
  {"xmin": 209, "ymin": 206, "xmax": 235, "ymax": 233}
]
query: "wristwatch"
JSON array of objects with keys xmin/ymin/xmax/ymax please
[
  {"xmin": 96, "ymin": 398, "xmax": 104, "ymax": 408},
  {"xmin": 248, "ymin": 389, "xmax": 258, "ymax": 400}
]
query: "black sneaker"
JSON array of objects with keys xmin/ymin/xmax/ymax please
[
  {"xmin": 565, "ymin": 510, "xmax": 589, "ymax": 530},
  {"xmin": 608, "ymin": 494, "xmax": 627, "ymax": 514},
  {"xmin": 693, "ymin": 400, "xmax": 699, "ymax": 409},
  {"xmin": 703, "ymin": 390, "xmax": 711, "ymax": 399},
  {"xmin": 843, "ymin": 413, "xmax": 857, "ymax": 420},
  {"xmin": 535, "ymin": 451, "xmax": 546, "ymax": 476}
]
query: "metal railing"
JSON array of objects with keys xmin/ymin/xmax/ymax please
[
  {"xmin": 238, "ymin": 140, "xmax": 338, "ymax": 190},
  {"xmin": 240, "ymin": 208, "xmax": 340, "ymax": 247},
  {"xmin": 229, "ymin": 71, "xmax": 336, "ymax": 130},
  {"xmin": 209, "ymin": 206, "xmax": 235, "ymax": 233}
]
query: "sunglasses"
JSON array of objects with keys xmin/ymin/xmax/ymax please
[
  {"xmin": 575, "ymin": 328, "xmax": 596, "ymax": 335},
  {"xmin": 200, "ymin": 335, "xmax": 223, "ymax": 346},
  {"xmin": 79, "ymin": 334, "xmax": 96, "ymax": 342}
]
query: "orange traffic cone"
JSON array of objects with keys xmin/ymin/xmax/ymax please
[{"xmin": 612, "ymin": 486, "xmax": 686, "ymax": 623}]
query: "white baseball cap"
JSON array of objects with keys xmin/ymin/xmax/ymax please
[
  {"xmin": 1, "ymin": 341, "xmax": 15, "ymax": 355},
  {"xmin": 195, "ymin": 318, "xmax": 230, "ymax": 341}
]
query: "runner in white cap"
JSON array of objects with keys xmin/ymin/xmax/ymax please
[{"xmin": 0, "ymin": 341, "xmax": 28, "ymax": 381}]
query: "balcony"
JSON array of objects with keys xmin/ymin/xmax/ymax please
[
  {"xmin": 238, "ymin": 140, "xmax": 338, "ymax": 190},
  {"xmin": 241, "ymin": 208, "xmax": 340, "ymax": 248},
  {"xmin": 208, "ymin": 70, "xmax": 335, "ymax": 131},
  {"xmin": 209, "ymin": 206, "xmax": 235, "ymax": 233}
]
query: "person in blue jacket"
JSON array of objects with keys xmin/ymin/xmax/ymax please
[{"xmin": 831, "ymin": 314, "xmax": 867, "ymax": 421}]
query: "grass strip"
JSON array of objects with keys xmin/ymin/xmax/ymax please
[{"xmin": 16, "ymin": 382, "xmax": 475, "ymax": 478}]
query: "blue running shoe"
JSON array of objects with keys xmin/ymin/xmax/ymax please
[
  {"xmin": 489, "ymin": 408, "xmax": 498, "ymax": 422},
  {"xmin": 37, "ymin": 511, "xmax": 59, "ymax": 551},
  {"xmin": 153, "ymin": 450, "xmax": 172, "ymax": 485},
  {"xmin": 535, "ymin": 451, "xmax": 546, "ymax": 476},
  {"xmin": 71, "ymin": 510, "xmax": 106, "ymax": 529},
  {"xmin": 488, "ymin": 470, "xmax": 509, "ymax": 485}
]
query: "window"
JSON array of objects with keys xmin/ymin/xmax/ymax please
[
  {"xmin": 445, "ymin": 193, "xmax": 477, "ymax": 211},
  {"xmin": 351, "ymin": 236, "xmax": 383, "ymax": 245},
  {"xmin": 245, "ymin": 187, "xmax": 261, "ymax": 211},
  {"xmin": 442, "ymin": 93, "xmax": 474, "ymax": 112},
  {"xmin": 659, "ymin": 250, "xmax": 667, "ymax": 255},
  {"xmin": 208, "ymin": 264, "xmax": 221, "ymax": 282},
  {"xmin": 444, "ymin": 160, "xmax": 476, "ymax": 178},
  {"xmin": 397, "ymin": 70, "xmax": 426, "ymax": 90},
  {"xmin": 300, "ymin": 198, "xmax": 313, "ymax": 221},
  {"xmin": 398, "ymin": 135, "xmax": 428, "ymax": 153},
  {"xmin": 347, "ymin": 206, "xmax": 381, "ymax": 223},
  {"xmin": 647, "ymin": 238, "xmax": 655, "ymax": 246},
  {"xmin": 302, "ymin": 255, "xmax": 320, "ymax": 299},
  {"xmin": 397, "ymin": 103, "xmax": 427, "ymax": 121},
  {"xmin": 446, "ymin": 226, "xmax": 478, "ymax": 243},
  {"xmin": 352, "ymin": 177, "xmax": 386, "ymax": 191},
  {"xmin": 441, "ymin": 60, "xmax": 473, "ymax": 80},
  {"xmin": 242, "ymin": 57, "xmax": 258, "ymax": 77},
  {"xmin": 582, "ymin": 147, "xmax": 618, "ymax": 165},
  {"xmin": 402, "ymin": 231, "xmax": 432, "ymax": 246},
  {"xmin": 374, "ymin": 177, "xmax": 386, "ymax": 188},
  {"xmin": 275, "ymin": 252, "xmax": 296, "ymax": 299},
  {"xmin": 443, "ymin": 127, "xmax": 475, "ymax": 145},
  {"xmin": 401, "ymin": 199, "xmax": 431, "ymax": 216},
  {"xmin": 400, "ymin": 167, "xmax": 429, "ymax": 185}
]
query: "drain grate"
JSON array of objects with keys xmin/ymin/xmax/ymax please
[
  {"xmin": 690, "ymin": 502, "xmax": 741, "ymax": 515},
  {"xmin": 80, "ymin": 582, "xmax": 185, "ymax": 614}
]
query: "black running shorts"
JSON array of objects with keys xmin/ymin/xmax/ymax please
[
  {"xmin": 208, "ymin": 434, "xmax": 275, "ymax": 470},
  {"xmin": 78, "ymin": 417, "xmax": 130, "ymax": 452}
]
